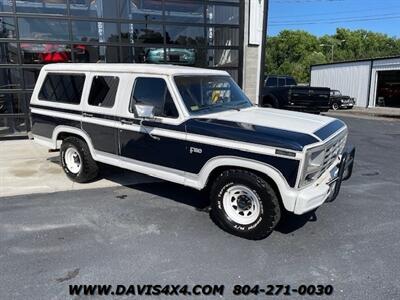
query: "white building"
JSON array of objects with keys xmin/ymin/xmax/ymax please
[{"xmin": 310, "ymin": 56, "xmax": 400, "ymax": 108}]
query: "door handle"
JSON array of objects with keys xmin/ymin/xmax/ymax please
[
  {"xmin": 121, "ymin": 119, "xmax": 134, "ymax": 125},
  {"xmin": 82, "ymin": 112, "xmax": 93, "ymax": 117},
  {"xmin": 139, "ymin": 119, "xmax": 160, "ymax": 141}
]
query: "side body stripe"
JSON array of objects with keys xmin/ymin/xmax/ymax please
[{"xmin": 30, "ymin": 105, "xmax": 315, "ymax": 187}]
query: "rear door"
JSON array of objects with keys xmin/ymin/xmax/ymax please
[{"xmin": 81, "ymin": 73, "xmax": 121, "ymax": 154}]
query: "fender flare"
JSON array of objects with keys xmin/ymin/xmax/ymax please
[
  {"xmin": 52, "ymin": 126, "xmax": 97, "ymax": 159},
  {"xmin": 196, "ymin": 156, "xmax": 298, "ymax": 211}
]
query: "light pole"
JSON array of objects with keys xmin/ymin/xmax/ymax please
[{"xmin": 320, "ymin": 40, "xmax": 346, "ymax": 62}]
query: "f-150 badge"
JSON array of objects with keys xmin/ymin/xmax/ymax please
[{"xmin": 189, "ymin": 147, "xmax": 202, "ymax": 154}]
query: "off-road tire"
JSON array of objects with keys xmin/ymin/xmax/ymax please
[
  {"xmin": 263, "ymin": 96, "xmax": 279, "ymax": 109},
  {"xmin": 60, "ymin": 137, "xmax": 99, "ymax": 183},
  {"xmin": 210, "ymin": 169, "xmax": 281, "ymax": 240}
]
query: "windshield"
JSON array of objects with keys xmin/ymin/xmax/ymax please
[{"xmin": 174, "ymin": 76, "xmax": 252, "ymax": 115}]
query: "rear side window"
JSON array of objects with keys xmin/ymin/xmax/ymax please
[
  {"xmin": 265, "ymin": 77, "xmax": 277, "ymax": 87},
  {"xmin": 88, "ymin": 76, "xmax": 119, "ymax": 108},
  {"xmin": 131, "ymin": 77, "xmax": 179, "ymax": 118},
  {"xmin": 286, "ymin": 77, "xmax": 296, "ymax": 86},
  {"xmin": 39, "ymin": 73, "xmax": 85, "ymax": 104}
]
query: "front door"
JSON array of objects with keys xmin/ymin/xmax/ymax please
[{"xmin": 117, "ymin": 75, "xmax": 187, "ymax": 178}]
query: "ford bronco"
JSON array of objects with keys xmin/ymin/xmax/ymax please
[{"xmin": 30, "ymin": 64, "xmax": 355, "ymax": 240}]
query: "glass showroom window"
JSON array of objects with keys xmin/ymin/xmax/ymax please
[
  {"xmin": 120, "ymin": 46, "xmax": 147, "ymax": 63},
  {"xmin": 0, "ymin": 0, "xmax": 13, "ymax": 13},
  {"xmin": 165, "ymin": 25, "xmax": 205, "ymax": 47},
  {"xmin": 0, "ymin": 42, "xmax": 18, "ymax": 64},
  {"xmin": 16, "ymin": 0, "xmax": 67, "ymax": 15},
  {"xmin": 0, "ymin": 68, "xmax": 22, "ymax": 89},
  {"xmin": 0, "ymin": 90, "xmax": 30, "ymax": 136},
  {"xmin": 72, "ymin": 45, "xmax": 119, "ymax": 63},
  {"xmin": 206, "ymin": 4, "xmax": 239, "ymax": 25},
  {"xmin": 0, "ymin": 0, "xmax": 243, "ymax": 137},
  {"xmin": 20, "ymin": 43, "xmax": 71, "ymax": 64},
  {"xmin": 0, "ymin": 17, "xmax": 16, "ymax": 39},
  {"xmin": 70, "ymin": 0, "xmax": 118, "ymax": 18},
  {"xmin": 120, "ymin": 23, "xmax": 163, "ymax": 44},
  {"xmin": 207, "ymin": 49, "xmax": 239, "ymax": 68},
  {"xmin": 164, "ymin": 0, "xmax": 204, "ymax": 24},
  {"xmin": 23, "ymin": 68, "xmax": 41, "ymax": 89},
  {"xmin": 162, "ymin": 48, "xmax": 205, "ymax": 68},
  {"xmin": 18, "ymin": 17, "xmax": 69, "ymax": 41},
  {"xmin": 119, "ymin": 0, "xmax": 163, "ymax": 21},
  {"xmin": 72, "ymin": 21, "xmax": 119, "ymax": 43},
  {"xmin": 207, "ymin": 27, "xmax": 239, "ymax": 47},
  {"xmin": 0, "ymin": 93, "xmax": 28, "ymax": 114}
]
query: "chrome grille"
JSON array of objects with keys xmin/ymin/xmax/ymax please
[{"xmin": 319, "ymin": 132, "xmax": 347, "ymax": 175}]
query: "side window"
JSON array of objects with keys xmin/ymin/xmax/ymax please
[
  {"xmin": 39, "ymin": 73, "xmax": 85, "ymax": 104},
  {"xmin": 88, "ymin": 76, "xmax": 119, "ymax": 108},
  {"xmin": 265, "ymin": 77, "xmax": 277, "ymax": 87},
  {"xmin": 286, "ymin": 77, "xmax": 297, "ymax": 86},
  {"xmin": 278, "ymin": 78, "xmax": 286, "ymax": 87},
  {"xmin": 131, "ymin": 77, "xmax": 179, "ymax": 118}
]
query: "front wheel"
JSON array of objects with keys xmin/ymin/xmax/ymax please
[
  {"xmin": 332, "ymin": 102, "xmax": 340, "ymax": 110},
  {"xmin": 210, "ymin": 169, "xmax": 281, "ymax": 240},
  {"xmin": 60, "ymin": 137, "xmax": 99, "ymax": 183}
]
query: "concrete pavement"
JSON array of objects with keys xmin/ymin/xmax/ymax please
[
  {"xmin": 0, "ymin": 119, "xmax": 400, "ymax": 300},
  {"xmin": 324, "ymin": 106, "xmax": 400, "ymax": 121},
  {"xmin": 0, "ymin": 139, "xmax": 157, "ymax": 197},
  {"xmin": 0, "ymin": 116, "xmax": 399, "ymax": 299}
]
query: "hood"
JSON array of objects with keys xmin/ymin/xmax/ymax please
[
  {"xmin": 202, "ymin": 107, "xmax": 337, "ymax": 136},
  {"xmin": 188, "ymin": 107, "xmax": 346, "ymax": 151}
]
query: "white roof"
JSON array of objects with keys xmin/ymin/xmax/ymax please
[{"xmin": 42, "ymin": 63, "xmax": 229, "ymax": 76}]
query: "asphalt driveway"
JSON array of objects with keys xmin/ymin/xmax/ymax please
[{"xmin": 0, "ymin": 116, "xmax": 399, "ymax": 299}]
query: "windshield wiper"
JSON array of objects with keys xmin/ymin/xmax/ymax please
[
  {"xmin": 193, "ymin": 103, "xmax": 224, "ymax": 113},
  {"xmin": 225, "ymin": 101, "xmax": 251, "ymax": 112},
  {"xmin": 192, "ymin": 102, "xmax": 250, "ymax": 114}
]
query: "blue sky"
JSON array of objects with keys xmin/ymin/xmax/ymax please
[{"xmin": 267, "ymin": 0, "xmax": 400, "ymax": 37}]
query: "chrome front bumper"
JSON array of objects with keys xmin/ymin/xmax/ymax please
[{"xmin": 293, "ymin": 145, "xmax": 355, "ymax": 215}]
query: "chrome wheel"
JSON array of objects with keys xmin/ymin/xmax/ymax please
[
  {"xmin": 64, "ymin": 147, "xmax": 81, "ymax": 174},
  {"xmin": 332, "ymin": 103, "xmax": 339, "ymax": 110},
  {"xmin": 222, "ymin": 185, "xmax": 261, "ymax": 225}
]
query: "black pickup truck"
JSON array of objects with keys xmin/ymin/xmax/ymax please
[{"xmin": 262, "ymin": 75, "xmax": 330, "ymax": 113}]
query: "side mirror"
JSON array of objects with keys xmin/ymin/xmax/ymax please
[{"xmin": 134, "ymin": 104, "xmax": 155, "ymax": 119}]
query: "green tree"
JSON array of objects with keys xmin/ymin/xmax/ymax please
[{"xmin": 266, "ymin": 28, "xmax": 400, "ymax": 83}]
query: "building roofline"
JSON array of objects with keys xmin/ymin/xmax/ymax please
[{"xmin": 310, "ymin": 55, "xmax": 400, "ymax": 69}]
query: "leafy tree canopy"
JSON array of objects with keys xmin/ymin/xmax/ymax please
[{"xmin": 266, "ymin": 28, "xmax": 400, "ymax": 83}]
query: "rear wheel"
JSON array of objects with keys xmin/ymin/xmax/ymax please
[
  {"xmin": 210, "ymin": 169, "xmax": 281, "ymax": 240},
  {"xmin": 60, "ymin": 137, "xmax": 98, "ymax": 183},
  {"xmin": 263, "ymin": 96, "xmax": 279, "ymax": 109}
]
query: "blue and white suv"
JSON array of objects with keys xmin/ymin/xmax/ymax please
[{"xmin": 30, "ymin": 63, "xmax": 355, "ymax": 239}]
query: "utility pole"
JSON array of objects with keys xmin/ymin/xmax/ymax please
[{"xmin": 320, "ymin": 40, "xmax": 346, "ymax": 62}]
